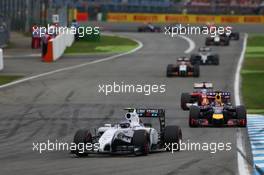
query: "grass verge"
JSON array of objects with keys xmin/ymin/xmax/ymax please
[
  {"xmin": 65, "ymin": 35, "xmax": 138, "ymax": 55},
  {"xmin": 242, "ymin": 34, "xmax": 264, "ymax": 114},
  {"xmin": 0, "ymin": 75, "xmax": 23, "ymax": 85}
]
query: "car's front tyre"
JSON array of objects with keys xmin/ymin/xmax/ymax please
[
  {"xmin": 189, "ymin": 106, "xmax": 200, "ymax": 127},
  {"xmin": 166, "ymin": 64, "xmax": 173, "ymax": 77},
  {"xmin": 193, "ymin": 64, "xmax": 200, "ymax": 77},
  {"xmin": 164, "ymin": 126, "xmax": 182, "ymax": 152},
  {"xmin": 236, "ymin": 105, "xmax": 247, "ymax": 127},
  {"xmin": 73, "ymin": 129, "xmax": 92, "ymax": 157},
  {"xmin": 181, "ymin": 93, "xmax": 191, "ymax": 110},
  {"xmin": 133, "ymin": 130, "xmax": 149, "ymax": 156}
]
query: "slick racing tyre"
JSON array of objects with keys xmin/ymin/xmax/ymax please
[
  {"xmin": 190, "ymin": 55, "xmax": 199, "ymax": 65},
  {"xmin": 189, "ymin": 106, "xmax": 200, "ymax": 127},
  {"xmin": 133, "ymin": 130, "xmax": 149, "ymax": 156},
  {"xmin": 224, "ymin": 39, "xmax": 230, "ymax": 46},
  {"xmin": 233, "ymin": 33, "xmax": 240, "ymax": 40},
  {"xmin": 205, "ymin": 38, "xmax": 211, "ymax": 46},
  {"xmin": 236, "ymin": 105, "xmax": 247, "ymax": 127},
  {"xmin": 181, "ymin": 93, "xmax": 191, "ymax": 110},
  {"xmin": 213, "ymin": 55, "xmax": 219, "ymax": 65},
  {"xmin": 164, "ymin": 126, "xmax": 182, "ymax": 152},
  {"xmin": 73, "ymin": 129, "xmax": 92, "ymax": 157},
  {"xmin": 166, "ymin": 64, "xmax": 173, "ymax": 77},
  {"xmin": 193, "ymin": 64, "xmax": 200, "ymax": 77}
]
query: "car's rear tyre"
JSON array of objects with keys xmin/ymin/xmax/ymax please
[
  {"xmin": 233, "ymin": 33, "xmax": 240, "ymax": 40},
  {"xmin": 213, "ymin": 55, "xmax": 219, "ymax": 65},
  {"xmin": 164, "ymin": 125, "xmax": 182, "ymax": 152},
  {"xmin": 190, "ymin": 55, "xmax": 199, "ymax": 65},
  {"xmin": 205, "ymin": 38, "xmax": 211, "ymax": 46},
  {"xmin": 193, "ymin": 64, "xmax": 200, "ymax": 77},
  {"xmin": 133, "ymin": 130, "xmax": 149, "ymax": 156},
  {"xmin": 155, "ymin": 28, "xmax": 161, "ymax": 32},
  {"xmin": 166, "ymin": 64, "xmax": 173, "ymax": 77},
  {"xmin": 181, "ymin": 93, "xmax": 191, "ymax": 110},
  {"xmin": 73, "ymin": 129, "xmax": 92, "ymax": 157},
  {"xmin": 236, "ymin": 105, "xmax": 247, "ymax": 127},
  {"xmin": 224, "ymin": 39, "xmax": 230, "ymax": 46},
  {"xmin": 189, "ymin": 106, "xmax": 200, "ymax": 127}
]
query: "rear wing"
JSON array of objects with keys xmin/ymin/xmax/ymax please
[
  {"xmin": 206, "ymin": 91, "xmax": 231, "ymax": 99},
  {"xmin": 194, "ymin": 82, "xmax": 213, "ymax": 89},
  {"xmin": 199, "ymin": 47, "xmax": 212, "ymax": 52},
  {"xmin": 177, "ymin": 57, "xmax": 190, "ymax": 62},
  {"xmin": 136, "ymin": 109, "xmax": 165, "ymax": 118},
  {"xmin": 136, "ymin": 109, "xmax": 165, "ymax": 134}
]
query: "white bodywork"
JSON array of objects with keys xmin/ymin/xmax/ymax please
[
  {"xmin": 179, "ymin": 65, "xmax": 187, "ymax": 72},
  {"xmin": 196, "ymin": 48, "xmax": 216, "ymax": 64},
  {"xmin": 186, "ymin": 102, "xmax": 199, "ymax": 108},
  {"xmin": 97, "ymin": 109, "xmax": 159, "ymax": 152},
  {"xmin": 198, "ymin": 52, "xmax": 211, "ymax": 64},
  {"xmin": 214, "ymin": 36, "xmax": 220, "ymax": 42}
]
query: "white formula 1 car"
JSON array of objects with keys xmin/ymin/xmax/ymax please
[
  {"xmin": 190, "ymin": 47, "xmax": 219, "ymax": 65},
  {"xmin": 72, "ymin": 108, "xmax": 182, "ymax": 157}
]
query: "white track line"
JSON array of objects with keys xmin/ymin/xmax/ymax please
[
  {"xmin": 178, "ymin": 35, "xmax": 196, "ymax": 54},
  {"xmin": 235, "ymin": 33, "xmax": 248, "ymax": 106},
  {"xmin": 0, "ymin": 38, "xmax": 143, "ymax": 89},
  {"xmin": 5, "ymin": 54, "xmax": 41, "ymax": 58},
  {"xmin": 235, "ymin": 33, "xmax": 250, "ymax": 175}
]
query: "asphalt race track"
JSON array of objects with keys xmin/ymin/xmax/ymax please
[{"xmin": 0, "ymin": 31, "xmax": 249, "ymax": 175}]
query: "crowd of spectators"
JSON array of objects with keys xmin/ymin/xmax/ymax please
[
  {"xmin": 84, "ymin": 0, "xmax": 264, "ymax": 14},
  {"xmin": 188, "ymin": 0, "xmax": 261, "ymax": 7}
]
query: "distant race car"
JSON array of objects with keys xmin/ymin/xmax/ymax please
[
  {"xmin": 190, "ymin": 47, "xmax": 219, "ymax": 65},
  {"xmin": 202, "ymin": 24, "xmax": 239, "ymax": 41},
  {"xmin": 189, "ymin": 92, "xmax": 247, "ymax": 127},
  {"xmin": 227, "ymin": 30, "xmax": 240, "ymax": 40},
  {"xmin": 181, "ymin": 82, "xmax": 214, "ymax": 110},
  {"xmin": 138, "ymin": 24, "xmax": 161, "ymax": 32},
  {"xmin": 72, "ymin": 108, "xmax": 182, "ymax": 157},
  {"xmin": 205, "ymin": 34, "xmax": 230, "ymax": 46},
  {"xmin": 167, "ymin": 57, "xmax": 200, "ymax": 77}
]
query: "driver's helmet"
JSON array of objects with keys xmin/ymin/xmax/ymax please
[
  {"xmin": 183, "ymin": 57, "xmax": 190, "ymax": 61},
  {"xmin": 199, "ymin": 47, "xmax": 211, "ymax": 53},
  {"xmin": 119, "ymin": 120, "xmax": 131, "ymax": 128},
  {"xmin": 201, "ymin": 97, "xmax": 209, "ymax": 106},
  {"xmin": 177, "ymin": 57, "xmax": 183, "ymax": 62},
  {"xmin": 201, "ymin": 89, "xmax": 207, "ymax": 94},
  {"xmin": 215, "ymin": 94, "xmax": 223, "ymax": 106}
]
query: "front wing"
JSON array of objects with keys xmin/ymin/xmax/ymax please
[{"xmin": 190, "ymin": 118, "xmax": 246, "ymax": 127}]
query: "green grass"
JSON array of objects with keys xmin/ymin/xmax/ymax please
[
  {"xmin": 65, "ymin": 35, "xmax": 138, "ymax": 55},
  {"xmin": 247, "ymin": 36, "xmax": 264, "ymax": 46},
  {"xmin": 243, "ymin": 58, "xmax": 264, "ymax": 70},
  {"xmin": 247, "ymin": 109, "xmax": 264, "ymax": 114},
  {"xmin": 0, "ymin": 75, "xmax": 23, "ymax": 85},
  {"xmin": 242, "ymin": 73, "xmax": 264, "ymax": 109},
  {"xmin": 242, "ymin": 34, "xmax": 264, "ymax": 114}
]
